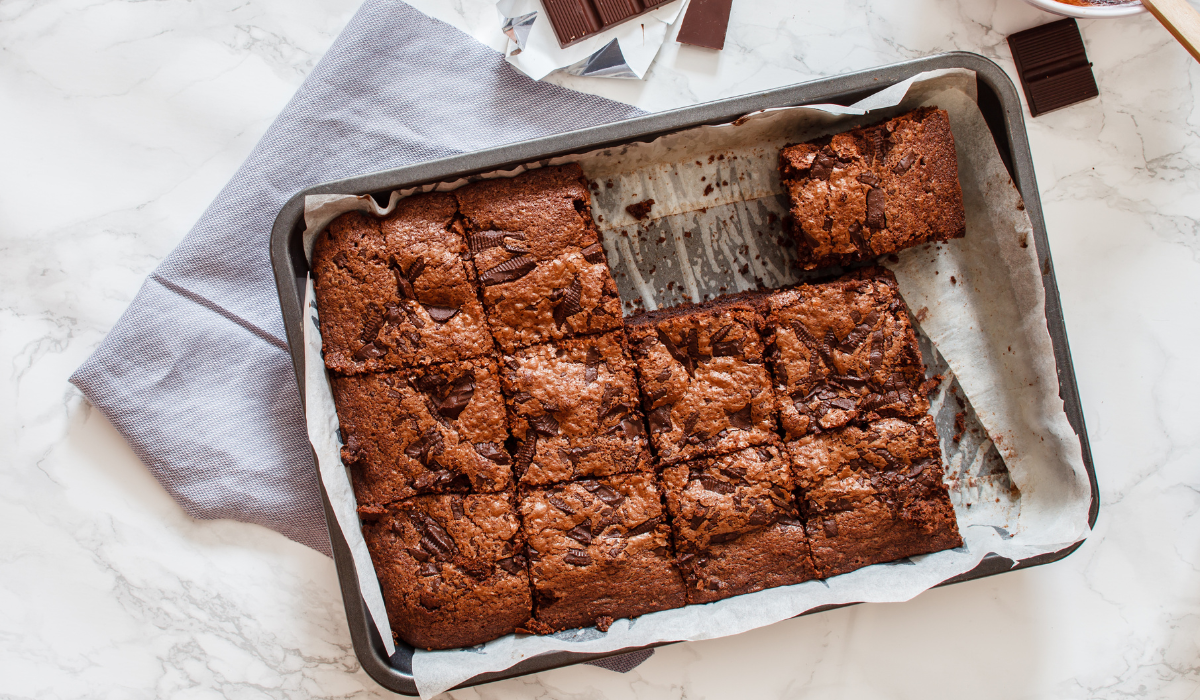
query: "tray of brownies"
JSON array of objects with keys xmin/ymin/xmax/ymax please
[{"xmin": 271, "ymin": 53, "xmax": 1097, "ymax": 696}]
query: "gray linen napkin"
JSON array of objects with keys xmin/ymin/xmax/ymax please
[{"xmin": 70, "ymin": 0, "xmax": 644, "ymax": 556}]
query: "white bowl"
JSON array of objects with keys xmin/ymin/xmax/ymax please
[{"xmin": 1022, "ymin": 0, "xmax": 1145, "ymax": 17}]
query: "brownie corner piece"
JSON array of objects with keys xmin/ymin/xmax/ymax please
[
  {"xmin": 788, "ymin": 415, "xmax": 962, "ymax": 579},
  {"xmin": 663, "ymin": 444, "xmax": 816, "ymax": 604},
  {"xmin": 520, "ymin": 471, "xmax": 686, "ymax": 631},
  {"xmin": 501, "ymin": 331, "xmax": 650, "ymax": 486},
  {"xmin": 332, "ymin": 358, "xmax": 513, "ymax": 504},
  {"xmin": 627, "ymin": 296, "xmax": 778, "ymax": 465},
  {"xmin": 361, "ymin": 493, "xmax": 532, "ymax": 649},
  {"xmin": 763, "ymin": 269, "xmax": 929, "ymax": 441},
  {"xmin": 311, "ymin": 195, "xmax": 493, "ymax": 373},
  {"xmin": 779, "ymin": 106, "xmax": 965, "ymax": 270}
]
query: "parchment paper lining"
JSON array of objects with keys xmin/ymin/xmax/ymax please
[{"xmin": 299, "ymin": 68, "xmax": 1091, "ymax": 699}]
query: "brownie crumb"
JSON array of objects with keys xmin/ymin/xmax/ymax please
[
  {"xmin": 919, "ymin": 374, "xmax": 943, "ymax": 397},
  {"xmin": 953, "ymin": 411, "xmax": 966, "ymax": 442},
  {"xmin": 626, "ymin": 199, "xmax": 656, "ymax": 221},
  {"xmin": 595, "ymin": 616, "xmax": 614, "ymax": 632}
]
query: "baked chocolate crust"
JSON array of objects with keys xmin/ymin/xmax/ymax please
[
  {"xmin": 311, "ymin": 194, "xmax": 493, "ymax": 373},
  {"xmin": 521, "ymin": 472, "xmax": 687, "ymax": 630},
  {"xmin": 788, "ymin": 416, "xmax": 962, "ymax": 578},
  {"xmin": 627, "ymin": 295, "xmax": 778, "ymax": 465},
  {"xmin": 779, "ymin": 107, "xmax": 965, "ymax": 270},
  {"xmin": 663, "ymin": 445, "xmax": 817, "ymax": 604},
  {"xmin": 762, "ymin": 268, "xmax": 929, "ymax": 441},
  {"xmin": 501, "ymin": 332, "xmax": 651, "ymax": 486},
  {"xmin": 361, "ymin": 493, "xmax": 532, "ymax": 650},
  {"xmin": 333, "ymin": 359, "xmax": 512, "ymax": 504}
]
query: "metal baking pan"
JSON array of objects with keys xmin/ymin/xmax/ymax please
[{"xmin": 270, "ymin": 51, "xmax": 1099, "ymax": 695}]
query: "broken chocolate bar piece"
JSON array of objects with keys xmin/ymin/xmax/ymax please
[
  {"xmin": 1007, "ymin": 18, "xmax": 1099, "ymax": 118},
  {"xmin": 542, "ymin": 0, "xmax": 676, "ymax": 48},
  {"xmin": 676, "ymin": 0, "xmax": 733, "ymax": 50}
]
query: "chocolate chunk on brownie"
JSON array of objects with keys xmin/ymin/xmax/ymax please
[
  {"xmin": 361, "ymin": 493, "xmax": 532, "ymax": 649},
  {"xmin": 455, "ymin": 164, "xmax": 600, "ymax": 261},
  {"xmin": 501, "ymin": 331, "xmax": 650, "ymax": 486},
  {"xmin": 521, "ymin": 472, "xmax": 686, "ymax": 631},
  {"xmin": 762, "ymin": 268, "xmax": 929, "ymax": 441},
  {"xmin": 333, "ymin": 358, "xmax": 512, "ymax": 504},
  {"xmin": 779, "ymin": 107, "xmax": 965, "ymax": 269},
  {"xmin": 475, "ymin": 246, "xmax": 623, "ymax": 352},
  {"xmin": 788, "ymin": 416, "xmax": 962, "ymax": 578},
  {"xmin": 627, "ymin": 295, "xmax": 778, "ymax": 465},
  {"xmin": 663, "ymin": 445, "xmax": 817, "ymax": 604},
  {"xmin": 311, "ymin": 193, "xmax": 493, "ymax": 373}
]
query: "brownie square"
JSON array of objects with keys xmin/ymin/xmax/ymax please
[
  {"xmin": 626, "ymin": 295, "xmax": 778, "ymax": 465},
  {"xmin": 474, "ymin": 246, "xmax": 624, "ymax": 352},
  {"xmin": 311, "ymin": 193, "xmax": 493, "ymax": 373},
  {"xmin": 360, "ymin": 493, "xmax": 532, "ymax": 650},
  {"xmin": 521, "ymin": 472, "xmax": 687, "ymax": 631},
  {"xmin": 333, "ymin": 358, "xmax": 512, "ymax": 504},
  {"xmin": 779, "ymin": 107, "xmax": 965, "ymax": 270},
  {"xmin": 501, "ymin": 331, "xmax": 650, "ymax": 486},
  {"xmin": 454, "ymin": 164, "xmax": 601, "ymax": 262},
  {"xmin": 662, "ymin": 445, "xmax": 817, "ymax": 604},
  {"xmin": 788, "ymin": 416, "xmax": 962, "ymax": 578},
  {"xmin": 762, "ymin": 268, "xmax": 929, "ymax": 441}
]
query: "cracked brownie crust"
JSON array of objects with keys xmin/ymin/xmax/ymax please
[
  {"xmin": 788, "ymin": 416, "xmax": 962, "ymax": 578},
  {"xmin": 627, "ymin": 296, "xmax": 778, "ymax": 465},
  {"xmin": 763, "ymin": 268, "xmax": 929, "ymax": 441},
  {"xmin": 520, "ymin": 472, "xmax": 687, "ymax": 631},
  {"xmin": 311, "ymin": 195, "xmax": 494, "ymax": 373},
  {"xmin": 780, "ymin": 107, "xmax": 965, "ymax": 269},
  {"xmin": 663, "ymin": 445, "xmax": 817, "ymax": 604},
  {"xmin": 361, "ymin": 493, "xmax": 532, "ymax": 650},
  {"xmin": 501, "ymin": 331, "xmax": 650, "ymax": 486},
  {"xmin": 332, "ymin": 359, "xmax": 512, "ymax": 504}
]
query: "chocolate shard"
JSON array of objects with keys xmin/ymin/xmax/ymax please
[
  {"xmin": 698, "ymin": 476, "xmax": 735, "ymax": 495},
  {"xmin": 866, "ymin": 188, "xmax": 887, "ymax": 230},
  {"xmin": 474, "ymin": 442, "xmax": 511, "ymax": 465},
  {"xmin": 424, "ymin": 305, "xmax": 460, "ymax": 323},
  {"xmin": 480, "ymin": 255, "xmax": 537, "ymax": 286},
  {"xmin": 360, "ymin": 308, "xmax": 385, "ymax": 343},
  {"xmin": 726, "ymin": 404, "xmax": 754, "ymax": 430},
  {"xmin": 892, "ymin": 152, "xmax": 917, "ymax": 176},
  {"xmin": 468, "ymin": 230, "xmax": 524, "ymax": 252},
  {"xmin": 656, "ymin": 327, "xmax": 694, "ymax": 375},
  {"xmin": 580, "ymin": 479, "xmax": 626, "ymax": 506},
  {"xmin": 529, "ymin": 413, "xmax": 561, "ymax": 436},
  {"xmin": 552, "ymin": 275, "xmax": 583, "ymax": 327},
  {"xmin": 546, "ymin": 490, "xmax": 575, "ymax": 515},
  {"xmin": 413, "ymin": 513, "xmax": 458, "ymax": 560},
  {"xmin": 581, "ymin": 243, "xmax": 606, "ymax": 264},
  {"xmin": 513, "ymin": 434, "xmax": 538, "ymax": 471},
  {"xmin": 856, "ymin": 172, "xmax": 881, "ymax": 188},
  {"xmin": 648, "ymin": 404, "xmax": 673, "ymax": 433},
  {"xmin": 848, "ymin": 221, "xmax": 870, "ymax": 255},
  {"xmin": 810, "ymin": 148, "xmax": 837, "ymax": 181},
  {"xmin": 435, "ymin": 374, "xmax": 476, "ymax": 420},
  {"xmin": 353, "ymin": 342, "xmax": 384, "ymax": 361},
  {"xmin": 496, "ymin": 556, "xmax": 525, "ymax": 575},
  {"xmin": 584, "ymin": 346, "xmax": 602, "ymax": 384},
  {"xmin": 566, "ymin": 524, "xmax": 595, "ymax": 545},
  {"xmin": 563, "ymin": 548, "xmax": 592, "ymax": 566},
  {"xmin": 625, "ymin": 516, "xmax": 660, "ymax": 538}
]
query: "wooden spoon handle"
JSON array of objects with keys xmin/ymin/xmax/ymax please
[{"xmin": 1141, "ymin": 0, "xmax": 1200, "ymax": 63}]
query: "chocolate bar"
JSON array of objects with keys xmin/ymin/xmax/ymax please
[
  {"xmin": 676, "ymin": 0, "xmax": 733, "ymax": 50},
  {"xmin": 542, "ymin": 0, "xmax": 674, "ymax": 48},
  {"xmin": 1007, "ymin": 19, "xmax": 1100, "ymax": 117}
]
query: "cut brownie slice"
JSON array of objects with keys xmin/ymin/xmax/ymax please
[
  {"xmin": 788, "ymin": 416, "xmax": 962, "ymax": 578},
  {"xmin": 333, "ymin": 358, "xmax": 512, "ymax": 504},
  {"xmin": 501, "ymin": 331, "xmax": 650, "ymax": 486},
  {"xmin": 662, "ymin": 445, "xmax": 817, "ymax": 604},
  {"xmin": 762, "ymin": 268, "xmax": 929, "ymax": 441},
  {"xmin": 311, "ymin": 193, "xmax": 493, "ymax": 373},
  {"xmin": 779, "ymin": 107, "xmax": 965, "ymax": 270},
  {"xmin": 475, "ymin": 246, "xmax": 624, "ymax": 352},
  {"xmin": 454, "ymin": 164, "xmax": 601, "ymax": 262},
  {"xmin": 360, "ymin": 493, "xmax": 532, "ymax": 650},
  {"xmin": 626, "ymin": 295, "xmax": 778, "ymax": 465},
  {"xmin": 521, "ymin": 472, "xmax": 687, "ymax": 631}
]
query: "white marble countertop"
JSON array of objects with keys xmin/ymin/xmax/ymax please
[{"xmin": 3, "ymin": 0, "xmax": 1199, "ymax": 697}]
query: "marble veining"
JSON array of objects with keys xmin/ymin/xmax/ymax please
[{"xmin": 2, "ymin": 0, "xmax": 1199, "ymax": 697}]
